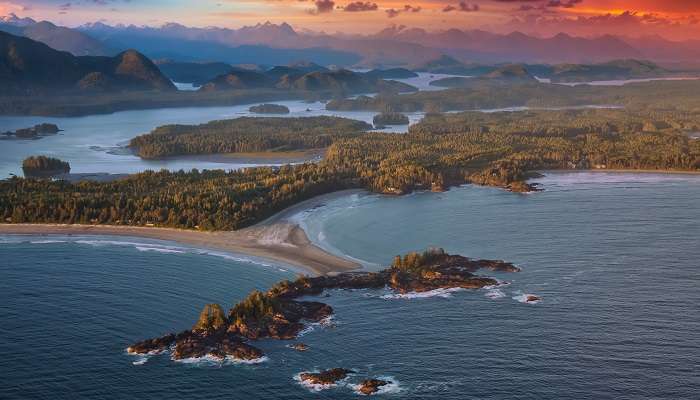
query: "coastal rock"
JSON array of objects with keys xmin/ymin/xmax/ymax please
[
  {"xmin": 171, "ymin": 331, "xmax": 264, "ymax": 361},
  {"xmin": 227, "ymin": 295, "xmax": 333, "ymax": 340},
  {"xmin": 193, "ymin": 303, "xmax": 227, "ymax": 333},
  {"xmin": 290, "ymin": 343, "xmax": 309, "ymax": 352},
  {"xmin": 208, "ymin": 339, "xmax": 264, "ymax": 361},
  {"xmin": 127, "ymin": 332, "xmax": 178, "ymax": 355},
  {"xmin": 508, "ymin": 181, "xmax": 542, "ymax": 193},
  {"xmin": 299, "ymin": 368, "xmax": 355, "ymax": 385},
  {"xmin": 357, "ymin": 379, "xmax": 389, "ymax": 395},
  {"xmin": 129, "ymin": 249, "xmax": 521, "ymax": 365},
  {"xmin": 387, "ymin": 249, "xmax": 520, "ymax": 293},
  {"xmin": 526, "ymin": 295, "xmax": 541, "ymax": 303}
]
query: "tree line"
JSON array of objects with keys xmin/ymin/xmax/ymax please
[
  {"xmin": 2, "ymin": 107, "xmax": 699, "ymax": 230},
  {"xmin": 129, "ymin": 116, "xmax": 371, "ymax": 159}
]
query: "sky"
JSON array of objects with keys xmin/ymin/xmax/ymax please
[{"xmin": 2, "ymin": 0, "xmax": 700, "ymax": 40}]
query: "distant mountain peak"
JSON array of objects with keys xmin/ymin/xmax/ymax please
[
  {"xmin": 242, "ymin": 21, "xmax": 297, "ymax": 36},
  {"xmin": 0, "ymin": 31, "xmax": 174, "ymax": 94},
  {"xmin": 0, "ymin": 13, "xmax": 37, "ymax": 27}
]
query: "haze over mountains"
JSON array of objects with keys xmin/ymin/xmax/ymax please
[
  {"xmin": 3, "ymin": 14, "xmax": 700, "ymax": 67},
  {"xmin": 0, "ymin": 14, "xmax": 110, "ymax": 56}
]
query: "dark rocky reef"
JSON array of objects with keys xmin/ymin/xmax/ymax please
[
  {"xmin": 290, "ymin": 343, "xmax": 309, "ymax": 352},
  {"xmin": 128, "ymin": 249, "xmax": 519, "ymax": 361},
  {"xmin": 525, "ymin": 295, "xmax": 542, "ymax": 303},
  {"xmin": 357, "ymin": 379, "xmax": 390, "ymax": 395},
  {"xmin": 299, "ymin": 368, "xmax": 355, "ymax": 386}
]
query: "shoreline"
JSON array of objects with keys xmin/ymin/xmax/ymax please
[
  {"xmin": 0, "ymin": 190, "xmax": 364, "ymax": 276},
  {"xmin": 540, "ymin": 168, "xmax": 700, "ymax": 176},
  {"xmin": 154, "ymin": 149, "xmax": 326, "ymax": 165}
]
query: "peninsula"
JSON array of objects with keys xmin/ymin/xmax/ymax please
[
  {"xmin": 127, "ymin": 248, "xmax": 520, "ymax": 361},
  {"xmin": 0, "ymin": 190, "xmax": 362, "ymax": 276}
]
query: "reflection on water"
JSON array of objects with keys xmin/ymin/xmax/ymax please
[{"xmin": 4, "ymin": 173, "xmax": 699, "ymax": 399}]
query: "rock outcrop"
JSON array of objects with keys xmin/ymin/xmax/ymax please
[
  {"xmin": 357, "ymin": 379, "xmax": 390, "ymax": 395},
  {"xmin": 128, "ymin": 248, "xmax": 520, "ymax": 362},
  {"xmin": 299, "ymin": 368, "xmax": 355, "ymax": 385},
  {"xmin": 290, "ymin": 343, "xmax": 309, "ymax": 352}
]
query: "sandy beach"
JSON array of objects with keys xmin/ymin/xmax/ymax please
[{"xmin": 0, "ymin": 190, "xmax": 365, "ymax": 276}]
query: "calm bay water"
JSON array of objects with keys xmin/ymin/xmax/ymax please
[
  {"xmin": 1, "ymin": 173, "xmax": 699, "ymax": 399},
  {"xmin": 0, "ymin": 102, "xmax": 410, "ymax": 178},
  {"xmin": 0, "ymin": 72, "xmax": 463, "ymax": 178},
  {"xmin": 0, "ymin": 70, "xmax": 642, "ymax": 179}
]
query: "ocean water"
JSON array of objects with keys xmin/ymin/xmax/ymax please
[{"xmin": 2, "ymin": 172, "xmax": 700, "ymax": 399}]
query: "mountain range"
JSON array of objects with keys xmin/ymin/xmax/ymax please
[
  {"xmin": 77, "ymin": 20, "xmax": 700, "ymax": 66},
  {"xmin": 0, "ymin": 30, "xmax": 174, "ymax": 95},
  {"xmin": 198, "ymin": 63, "xmax": 417, "ymax": 95},
  {"xmin": 0, "ymin": 14, "xmax": 110, "ymax": 56},
  {"xmin": 4, "ymin": 15, "xmax": 700, "ymax": 67}
]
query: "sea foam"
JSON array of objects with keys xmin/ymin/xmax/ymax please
[
  {"xmin": 298, "ymin": 315, "xmax": 336, "ymax": 337},
  {"xmin": 485, "ymin": 289, "xmax": 506, "ymax": 299},
  {"xmin": 171, "ymin": 353, "xmax": 268, "ymax": 366},
  {"xmin": 135, "ymin": 246, "xmax": 185, "ymax": 254},
  {"xmin": 380, "ymin": 287, "xmax": 464, "ymax": 300},
  {"xmin": 512, "ymin": 292, "xmax": 542, "ymax": 304}
]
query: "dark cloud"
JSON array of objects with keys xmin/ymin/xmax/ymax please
[
  {"xmin": 443, "ymin": 2, "xmax": 479, "ymax": 12},
  {"xmin": 342, "ymin": 1, "xmax": 377, "ymax": 12},
  {"xmin": 313, "ymin": 0, "xmax": 335, "ymax": 14},
  {"xmin": 385, "ymin": 4, "xmax": 421, "ymax": 18},
  {"xmin": 546, "ymin": 0, "xmax": 582, "ymax": 8}
]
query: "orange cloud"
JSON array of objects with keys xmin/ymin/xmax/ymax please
[{"xmin": 0, "ymin": 1, "xmax": 25, "ymax": 15}]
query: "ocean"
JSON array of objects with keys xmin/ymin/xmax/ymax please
[{"xmin": 1, "ymin": 172, "xmax": 699, "ymax": 399}]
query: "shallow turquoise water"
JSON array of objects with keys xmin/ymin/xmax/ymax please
[{"xmin": 1, "ymin": 172, "xmax": 699, "ymax": 399}]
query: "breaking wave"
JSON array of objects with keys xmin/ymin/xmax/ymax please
[
  {"xmin": 1, "ymin": 235, "xmax": 283, "ymax": 270},
  {"xmin": 172, "ymin": 354, "xmax": 268, "ymax": 366},
  {"xmin": 298, "ymin": 315, "xmax": 336, "ymax": 337},
  {"xmin": 512, "ymin": 292, "xmax": 542, "ymax": 304},
  {"xmin": 485, "ymin": 289, "xmax": 506, "ymax": 299},
  {"xmin": 380, "ymin": 287, "xmax": 464, "ymax": 300}
]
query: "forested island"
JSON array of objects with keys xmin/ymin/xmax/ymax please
[
  {"xmin": 127, "ymin": 249, "xmax": 519, "ymax": 363},
  {"xmin": 2, "ymin": 107, "xmax": 699, "ymax": 229},
  {"xmin": 21, "ymin": 156, "xmax": 70, "ymax": 178},
  {"xmin": 373, "ymin": 112, "xmax": 409, "ymax": 126},
  {"xmin": 2, "ymin": 123, "xmax": 60, "ymax": 139},
  {"xmin": 326, "ymin": 79, "xmax": 700, "ymax": 113},
  {"xmin": 0, "ymin": 30, "xmax": 419, "ymax": 117},
  {"xmin": 249, "ymin": 104, "xmax": 290, "ymax": 114},
  {"xmin": 129, "ymin": 116, "xmax": 371, "ymax": 159}
]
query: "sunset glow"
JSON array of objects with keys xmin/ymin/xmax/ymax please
[{"xmin": 3, "ymin": 0, "xmax": 700, "ymax": 40}]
